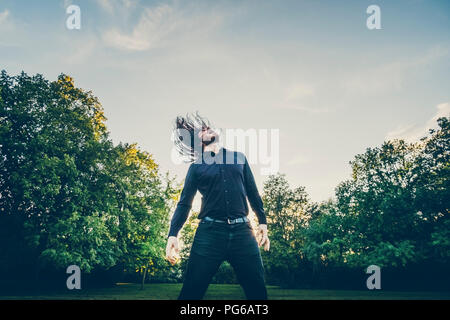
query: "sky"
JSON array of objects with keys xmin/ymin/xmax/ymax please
[{"xmin": 1, "ymin": 0, "xmax": 449, "ymax": 206}]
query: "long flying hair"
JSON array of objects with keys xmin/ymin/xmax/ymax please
[{"xmin": 172, "ymin": 112, "xmax": 217, "ymax": 162}]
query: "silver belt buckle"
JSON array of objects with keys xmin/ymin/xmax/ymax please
[{"xmin": 227, "ymin": 218, "xmax": 232, "ymax": 224}]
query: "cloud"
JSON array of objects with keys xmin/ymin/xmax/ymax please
[
  {"xmin": 287, "ymin": 154, "xmax": 309, "ymax": 166},
  {"xmin": 97, "ymin": 0, "xmax": 114, "ymax": 13},
  {"xmin": 279, "ymin": 83, "xmax": 330, "ymax": 113},
  {"xmin": 96, "ymin": 0, "xmax": 137, "ymax": 14},
  {"xmin": 282, "ymin": 104, "xmax": 330, "ymax": 113},
  {"xmin": 64, "ymin": 38, "xmax": 97, "ymax": 64},
  {"xmin": 63, "ymin": 0, "xmax": 74, "ymax": 8},
  {"xmin": 0, "ymin": 9, "xmax": 10, "ymax": 24},
  {"xmin": 103, "ymin": 4, "xmax": 177, "ymax": 51},
  {"xmin": 343, "ymin": 46, "xmax": 449, "ymax": 95},
  {"xmin": 285, "ymin": 83, "xmax": 315, "ymax": 100},
  {"xmin": 386, "ymin": 102, "xmax": 450, "ymax": 142},
  {"xmin": 0, "ymin": 9, "xmax": 19, "ymax": 47},
  {"xmin": 102, "ymin": 3, "xmax": 224, "ymax": 51},
  {"xmin": 103, "ymin": 28, "xmax": 152, "ymax": 51}
]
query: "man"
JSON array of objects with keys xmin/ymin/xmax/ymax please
[{"xmin": 166, "ymin": 112, "xmax": 270, "ymax": 300}]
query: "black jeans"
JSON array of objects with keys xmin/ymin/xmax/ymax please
[{"xmin": 178, "ymin": 219, "xmax": 268, "ymax": 300}]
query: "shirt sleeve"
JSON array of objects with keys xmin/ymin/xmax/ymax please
[
  {"xmin": 168, "ymin": 163, "xmax": 198, "ymax": 237},
  {"xmin": 243, "ymin": 156, "xmax": 267, "ymax": 225}
]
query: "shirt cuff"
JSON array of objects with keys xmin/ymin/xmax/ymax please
[
  {"xmin": 168, "ymin": 228, "xmax": 179, "ymax": 238},
  {"xmin": 258, "ymin": 214, "xmax": 267, "ymax": 225}
]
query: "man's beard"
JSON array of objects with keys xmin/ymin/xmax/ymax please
[{"xmin": 202, "ymin": 135, "xmax": 216, "ymax": 146}]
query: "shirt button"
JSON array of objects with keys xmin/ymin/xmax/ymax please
[{"xmin": 225, "ymin": 190, "xmax": 228, "ymax": 193}]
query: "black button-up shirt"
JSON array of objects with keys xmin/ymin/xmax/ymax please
[{"xmin": 168, "ymin": 147, "xmax": 267, "ymax": 237}]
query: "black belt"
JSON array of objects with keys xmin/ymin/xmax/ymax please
[{"xmin": 203, "ymin": 216, "xmax": 249, "ymax": 225}]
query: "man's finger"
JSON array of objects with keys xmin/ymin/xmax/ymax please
[
  {"xmin": 259, "ymin": 236, "xmax": 267, "ymax": 247},
  {"xmin": 170, "ymin": 254, "xmax": 180, "ymax": 265},
  {"xmin": 166, "ymin": 243, "xmax": 174, "ymax": 259},
  {"xmin": 259, "ymin": 236, "xmax": 265, "ymax": 246},
  {"xmin": 257, "ymin": 230, "xmax": 264, "ymax": 241},
  {"xmin": 264, "ymin": 239, "xmax": 270, "ymax": 251}
]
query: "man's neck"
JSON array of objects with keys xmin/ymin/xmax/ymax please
[{"xmin": 203, "ymin": 143, "xmax": 221, "ymax": 154}]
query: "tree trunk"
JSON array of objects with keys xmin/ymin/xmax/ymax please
[{"xmin": 141, "ymin": 263, "xmax": 148, "ymax": 290}]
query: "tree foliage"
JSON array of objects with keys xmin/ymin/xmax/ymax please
[
  {"xmin": 262, "ymin": 118, "xmax": 449, "ymax": 288},
  {"xmin": 0, "ymin": 71, "xmax": 175, "ymax": 288}
]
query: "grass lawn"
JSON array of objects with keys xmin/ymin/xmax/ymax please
[{"xmin": 1, "ymin": 283, "xmax": 449, "ymax": 300}]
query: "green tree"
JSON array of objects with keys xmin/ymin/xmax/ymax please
[
  {"xmin": 413, "ymin": 117, "xmax": 450, "ymax": 262},
  {"xmin": 303, "ymin": 201, "xmax": 347, "ymax": 269},
  {"xmin": 333, "ymin": 140, "xmax": 421, "ymax": 268},
  {"xmin": 331, "ymin": 117, "xmax": 449, "ymax": 268},
  {"xmin": 106, "ymin": 143, "xmax": 174, "ymax": 288},
  {"xmin": 0, "ymin": 71, "xmax": 174, "ymax": 288},
  {"xmin": 261, "ymin": 173, "xmax": 311, "ymax": 286}
]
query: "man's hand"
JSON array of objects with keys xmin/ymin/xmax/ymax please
[
  {"xmin": 257, "ymin": 224, "xmax": 270, "ymax": 251},
  {"xmin": 165, "ymin": 236, "xmax": 180, "ymax": 265}
]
